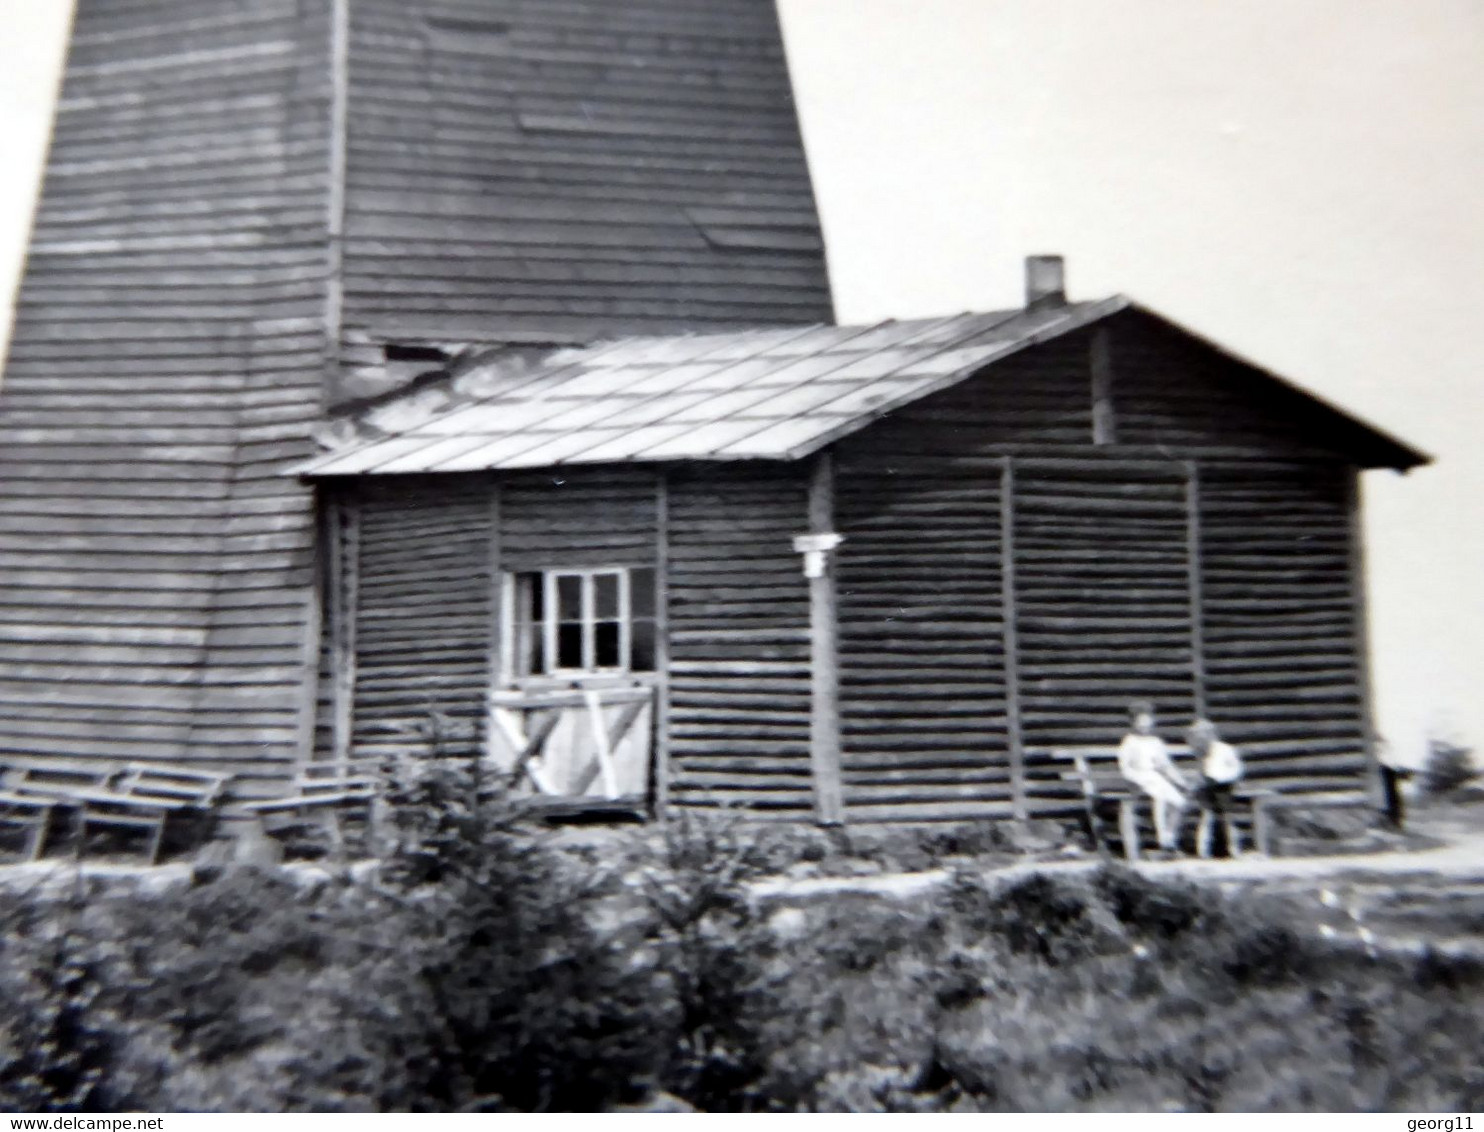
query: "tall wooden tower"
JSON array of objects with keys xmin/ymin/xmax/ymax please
[{"xmin": 0, "ymin": 0, "xmax": 831, "ymax": 797}]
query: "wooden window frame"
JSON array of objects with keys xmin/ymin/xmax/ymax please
[
  {"xmin": 544, "ymin": 567, "xmax": 629, "ymax": 676},
  {"xmin": 504, "ymin": 565, "xmax": 655, "ymax": 681}
]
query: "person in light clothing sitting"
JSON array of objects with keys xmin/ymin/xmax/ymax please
[
  {"xmin": 1188, "ymin": 718, "xmax": 1246, "ymax": 859},
  {"xmin": 1117, "ymin": 700, "xmax": 1190, "ymax": 857}
]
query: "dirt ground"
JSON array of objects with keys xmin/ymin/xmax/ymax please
[{"xmin": 5, "ymin": 794, "xmax": 1482, "ymax": 961}]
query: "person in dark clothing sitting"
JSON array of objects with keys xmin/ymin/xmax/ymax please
[{"xmin": 1187, "ymin": 718, "xmax": 1245, "ymax": 858}]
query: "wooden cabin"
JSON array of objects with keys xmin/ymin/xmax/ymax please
[
  {"xmin": 0, "ymin": 0, "xmax": 831, "ymax": 801},
  {"xmin": 0, "ymin": 2, "xmax": 1430, "ymax": 829},
  {"xmin": 300, "ymin": 260, "xmax": 1428, "ymax": 825}
]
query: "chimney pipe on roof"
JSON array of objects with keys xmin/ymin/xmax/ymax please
[{"xmin": 1025, "ymin": 255, "xmax": 1066, "ymax": 309}]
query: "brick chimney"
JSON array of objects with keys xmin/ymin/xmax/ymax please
[{"xmin": 1025, "ymin": 254, "xmax": 1066, "ymax": 309}]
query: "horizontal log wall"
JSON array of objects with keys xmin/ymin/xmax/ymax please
[
  {"xmin": 828, "ymin": 333, "xmax": 1094, "ymax": 815},
  {"xmin": 1015, "ymin": 459, "xmax": 1196, "ymax": 752},
  {"xmin": 321, "ymin": 321, "xmax": 1372, "ymax": 819},
  {"xmin": 856, "ymin": 332, "xmax": 1096, "ymax": 457},
  {"xmin": 1108, "ymin": 311, "xmax": 1392, "ymax": 463},
  {"xmin": 343, "ymin": 468, "xmax": 664, "ymax": 766},
  {"xmin": 498, "ymin": 468, "xmax": 659, "ymax": 575},
  {"xmin": 824, "ymin": 316, "xmax": 1372, "ymax": 819},
  {"xmin": 1198, "ymin": 461, "xmax": 1367, "ymax": 793},
  {"xmin": 350, "ymin": 476, "xmax": 493, "ymax": 764},
  {"xmin": 665, "ymin": 463, "xmax": 812, "ymax": 816},
  {"xmin": 833, "ymin": 454, "xmax": 1011, "ymax": 822},
  {"xmin": 310, "ymin": 500, "xmax": 340, "ymax": 762}
]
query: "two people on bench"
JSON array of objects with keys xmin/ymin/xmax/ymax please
[{"xmin": 1117, "ymin": 700, "xmax": 1245, "ymax": 858}]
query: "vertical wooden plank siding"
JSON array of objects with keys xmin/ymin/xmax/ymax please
[
  {"xmin": 1197, "ymin": 461, "xmax": 1366, "ymax": 792},
  {"xmin": 1090, "ymin": 327, "xmax": 1117, "ymax": 446},
  {"xmin": 665, "ymin": 465, "xmax": 812, "ymax": 816},
  {"xmin": 1001, "ymin": 458, "xmax": 1027, "ymax": 819},
  {"xmin": 807, "ymin": 454, "xmax": 845, "ymax": 825},
  {"xmin": 653, "ymin": 472, "xmax": 673, "ymax": 818},
  {"xmin": 1346, "ymin": 469, "xmax": 1382, "ymax": 799},
  {"xmin": 1184, "ymin": 461, "xmax": 1209, "ymax": 718}
]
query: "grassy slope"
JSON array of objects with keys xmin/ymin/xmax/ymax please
[{"xmin": 744, "ymin": 868, "xmax": 1484, "ymax": 1111}]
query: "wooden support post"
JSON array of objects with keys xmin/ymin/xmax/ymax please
[
  {"xmin": 323, "ymin": 0, "xmax": 350, "ymax": 401},
  {"xmin": 1346, "ymin": 469, "xmax": 1383, "ymax": 804},
  {"xmin": 483, "ymin": 479, "xmax": 504, "ymax": 766},
  {"xmin": 330, "ymin": 495, "xmax": 360, "ymax": 771},
  {"xmin": 1183, "ymin": 461, "xmax": 1208, "ymax": 718},
  {"xmin": 807, "ymin": 453, "xmax": 844, "ymax": 826},
  {"xmin": 1000, "ymin": 457, "xmax": 1027, "ymax": 820},
  {"xmin": 1119, "ymin": 800, "xmax": 1142, "ymax": 862},
  {"xmin": 292, "ymin": 487, "xmax": 328, "ymax": 770},
  {"xmin": 653, "ymin": 472, "xmax": 672, "ymax": 820},
  {"xmin": 1090, "ymin": 326, "xmax": 1117, "ymax": 445}
]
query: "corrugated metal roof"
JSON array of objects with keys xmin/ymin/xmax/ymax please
[
  {"xmin": 299, "ymin": 299, "xmax": 1129, "ymax": 476},
  {"xmin": 299, "ymin": 295, "xmax": 1433, "ymax": 477}
]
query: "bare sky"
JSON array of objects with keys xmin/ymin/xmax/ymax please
[{"xmin": 1, "ymin": 0, "xmax": 1479, "ymax": 764}]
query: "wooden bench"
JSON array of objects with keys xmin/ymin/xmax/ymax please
[
  {"xmin": 1248, "ymin": 789, "xmax": 1373, "ymax": 854},
  {"xmin": 1054, "ymin": 746, "xmax": 1275, "ymax": 860},
  {"xmin": 64, "ymin": 764, "xmax": 231, "ymax": 864},
  {"xmin": 0, "ymin": 792, "xmax": 57, "ymax": 862},
  {"xmin": 0, "ymin": 760, "xmax": 117, "ymax": 861},
  {"xmin": 241, "ymin": 765, "xmax": 377, "ymax": 860}
]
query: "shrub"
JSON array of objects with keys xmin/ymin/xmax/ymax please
[
  {"xmin": 1423, "ymin": 737, "xmax": 1479, "ymax": 796},
  {"xmin": 410, "ymin": 821, "xmax": 671, "ymax": 1111},
  {"xmin": 639, "ymin": 811, "xmax": 787, "ymax": 1110},
  {"xmin": 943, "ymin": 871, "xmax": 1124, "ymax": 967},
  {"xmin": 0, "ymin": 893, "xmax": 112, "ymax": 1111},
  {"xmin": 4, "ymin": 805, "xmax": 1484, "ymax": 1112},
  {"xmin": 1093, "ymin": 867, "xmax": 1210, "ymax": 940},
  {"xmin": 0, "ymin": 770, "xmax": 674, "ymax": 1112}
]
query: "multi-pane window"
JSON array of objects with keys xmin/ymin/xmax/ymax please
[{"xmin": 510, "ymin": 567, "xmax": 656, "ymax": 677}]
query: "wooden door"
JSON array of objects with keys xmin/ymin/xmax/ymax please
[{"xmin": 488, "ymin": 683, "xmax": 654, "ymax": 802}]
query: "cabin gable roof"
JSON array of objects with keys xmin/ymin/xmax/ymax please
[{"xmin": 299, "ymin": 297, "xmax": 1429, "ymax": 478}]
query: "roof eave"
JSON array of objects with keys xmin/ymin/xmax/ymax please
[{"xmin": 1113, "ymin": 300, "xmax": 1431, "ymax": 472}]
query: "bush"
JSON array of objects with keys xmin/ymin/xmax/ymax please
[
  {"xmin": 1093, "ymin": 868, "xmax": 1210, "ymax": 940},
  {"xmin": 638, "ymin": 811, "xmax": 791, "ymax": 1110},
  {"xmin": 3, "ymin": 801, "xmax": 1484, "ymax": 1112},
  {"xmin": 1423, "ymin": 738, "xmax": 1479, "ymax": 796},
  {"xmin": 0, "ymin": 767, "xmax": 674, "ymax": 1112},
  {"xmin": 0, "ymin": 894, "xmax": 112, "ymax": 1111}
]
